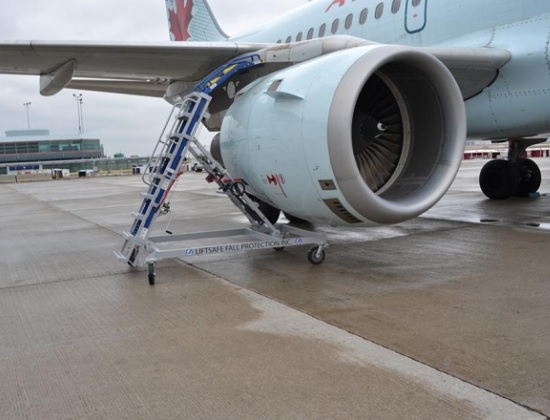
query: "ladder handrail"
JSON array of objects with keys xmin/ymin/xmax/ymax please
[
  {"xmin": 193, "ymin": 53, "xmax": 264, "ymax": 94},
  {"xmin": 142, "ymin": 102, "xmax": 183, "ymax": 186}
]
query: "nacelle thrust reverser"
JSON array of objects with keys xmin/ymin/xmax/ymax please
[{"xmin": 219, "ymin": 45, "xmax": 466, "ymax": 226}]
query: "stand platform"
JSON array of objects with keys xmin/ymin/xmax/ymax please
[{"xmin": 141, "ymin": 225, "xmax": 328, "ymax": 284}]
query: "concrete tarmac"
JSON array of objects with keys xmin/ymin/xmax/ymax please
[{"xmin": 0, "ymin": 159, "xmax": 549, "ymax": 419}]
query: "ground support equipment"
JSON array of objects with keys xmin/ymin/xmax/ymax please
[{"xmin": 115, "ymin": 54, "xmax": 328, "ymax": 284}]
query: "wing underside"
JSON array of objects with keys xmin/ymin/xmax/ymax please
[
  {"xmin": 0, "ymin": 40, "xmax": 267, "ymax": 97},
  {"xmin": 0, "ymin": 37, "xmax": 511, "ymax": 99}
]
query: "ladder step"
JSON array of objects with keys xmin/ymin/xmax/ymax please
[{"xmin": 132, "ymin": 211, "xmax": 145, "ymax": 219}]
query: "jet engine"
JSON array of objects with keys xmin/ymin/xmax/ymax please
[{"xmin": 218, "ymin": 45, "xmax": 466, "ymax": 226}]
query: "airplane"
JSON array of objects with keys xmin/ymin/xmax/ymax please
[{"xmin": 0, "ymin": 0, "xmax": 549, "ymax": 229}]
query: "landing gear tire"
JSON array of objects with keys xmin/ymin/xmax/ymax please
[
  {"xmin": 479, "ymin": 160, "xmax": 520, "ymax": 199},
  {"xmin": 515, "ymin": 158, "xmax": 541, "ymax": 196},
  {"xmin": 307, "ymin": 246, "xmax": 325, "ymax": 265},
  {"xmin": 148, "ymin": 264, "xmax": 155, "ymax": 286}
]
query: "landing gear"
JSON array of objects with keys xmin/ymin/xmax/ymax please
[
  {"xmin": 479, "ymin": 160, "xmax": 519, "ymax": 199},
  {"xmin": 479, "ymin": 137, "xmax": 545, "ymax": 199}
]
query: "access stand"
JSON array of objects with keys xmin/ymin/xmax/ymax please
[{"xmin": 115, "ymin": 54, "xmax": 328, "ymax": 284}]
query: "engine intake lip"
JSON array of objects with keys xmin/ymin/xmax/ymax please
[{"xmin": 328, "ymin": 45, "xmax": 466, "ymax": 225}]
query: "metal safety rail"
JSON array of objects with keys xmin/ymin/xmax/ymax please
[{"xmin": 116, "ymin": 53, "xmax": 328, "ymax": 284}]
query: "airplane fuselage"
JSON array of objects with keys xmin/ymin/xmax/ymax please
[{"xmin": 232, "ymin": 0, "xmax": 550, "ymax": 139}]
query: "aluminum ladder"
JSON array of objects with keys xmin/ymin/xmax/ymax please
[{"xmin": 116, "ymin": 53, "xmax": 328, "ymax": 284}]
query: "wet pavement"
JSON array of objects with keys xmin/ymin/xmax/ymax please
[{"xmin": 0, "ymin": 159, "xmax": 549, "ymax": 419}]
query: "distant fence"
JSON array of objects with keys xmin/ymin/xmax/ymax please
[{"xmin": 464, "ymin": 148, "xmax": 550, "ymax": 160}]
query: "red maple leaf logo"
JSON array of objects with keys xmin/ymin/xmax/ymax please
[
  {"xmin": 326, "ymin": 0, "xmax": 346, "ymax": 12},
  {"xmin": 168, "ymin": 0, "xmax": 193, "ymax": 41}
]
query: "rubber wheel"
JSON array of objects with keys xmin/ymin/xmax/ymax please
[
  {"xmin": 479, "ymin": 160, "xmax": 520, "ymax": 199},
  {"xmin": 148, "ymin": 264, "xmax": 155, "ymax": 286},
  {"xmin": 515, "ymin": 158, "xmax": 541, "ymax": 196},
  {"xmin": 307, "ymin": 246, "xmax": 325, "ymax": 265}
]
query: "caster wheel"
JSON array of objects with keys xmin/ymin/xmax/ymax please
[
  {"xmin": 307, "ymin": 246, "xmax": 325, "ymax": 265},
  {"xmin": 148, "ymin": 264, "xmax": 156, "ymax": 285}
]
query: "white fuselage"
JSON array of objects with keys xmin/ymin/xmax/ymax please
[{"xmin": 231, "ymin": 0, "xmax": 550, "ymax": 139}]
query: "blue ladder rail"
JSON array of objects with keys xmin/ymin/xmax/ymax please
[
  {"xmin": 193, "ymin": 53, "xmax": 263, "ymax": 94},
  {"xmin": 117, "ymin": 53, "xmax": 265, "ymax": 267},
  {"xmin": 130, "ymin": 93, "xmax": 209, "ymax": 238}
]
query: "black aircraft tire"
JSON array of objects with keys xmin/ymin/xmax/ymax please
[
  {"xmin": 516, "ymin": 158, "xmax": 541, "ymax": 196},
  {"xmin": 479, "ymin": 160, "xmax": 520, "ymax": 199}
]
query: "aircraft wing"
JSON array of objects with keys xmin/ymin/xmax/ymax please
[
  {"xmin": 0, "ymin": 40, "xmax": 269, "ymax": 97},
  {"xmin": 0, "ymin": 37, "xmax": 510, "ymax": 99}
]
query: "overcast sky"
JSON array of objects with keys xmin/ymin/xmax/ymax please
[{"xmin": 0, "ymin": 0, "xmax": 309, "ymax": 156}]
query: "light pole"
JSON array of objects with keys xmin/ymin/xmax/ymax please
[
  {"xmin": 23, "ymin": 102, "xmax": 31, "ymax": 128},
  {"xmin": 73, "ymin": 93, "xmax": 84, "ymax": 134}
]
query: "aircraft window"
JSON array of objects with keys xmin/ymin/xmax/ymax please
[
  {"xmin": 391, "ymin": 0, "xmax": 401, "ymax": 14},
  {"xmin": 412, "ymin": 0, "xmax": 421, "ymax": 6},
  {"xmin": 375, "ymin": 3, "xmax": 384, "ymax": 19},
  {"xmin": 345, "ymin": 13, "xmax": 353, "ymax": 29},
  {"xmin": 296, "ymin": 32, "xmax": 303, "ymax": 42},
  {"xmin": 332, "ymin": 18, "xmax": 340, "ymax": 34},
  {"xmin": 319, "ymin": 23, "xmax": 327, "ymax": 37},
  {"xmin": 307, "ymin": 28, "xmax": 314, "ymax": 40},
  {"xmin": 286, "ymin": 36, "xmax": 292, "ymax": 43},
  {"xmin": 277, "ymin": 40, "xmax": 282, "ymax": 44},
  {"xmin": 359, "ymin": 8, "xmax": 368, "ymax": 24}
]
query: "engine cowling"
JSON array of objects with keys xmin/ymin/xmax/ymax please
[{"xmin": 219, "ymin": 45, "xmax": 466, "ymax": 226}]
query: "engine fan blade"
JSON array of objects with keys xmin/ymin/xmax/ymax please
[{"xmin": 352, "ymin": 74, "xmax": 404, "ymax": 193}]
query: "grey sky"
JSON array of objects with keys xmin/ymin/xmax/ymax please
[{"xmin": 0, "ymin": 0, "xmax": 309, "ymax": 156}]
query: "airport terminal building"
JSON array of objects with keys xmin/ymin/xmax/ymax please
[
  {"xmin": 0, "ymin": 129, "xmax": 150, "ymax": 176},
  {"xmin": 0, "ymin": 129, "xmax": 104, "ymax": 174}
]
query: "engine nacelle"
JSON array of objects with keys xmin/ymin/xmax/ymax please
[{"xmin": 220, "ymin": 45, "xmax": 466, "ymax": 226}]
